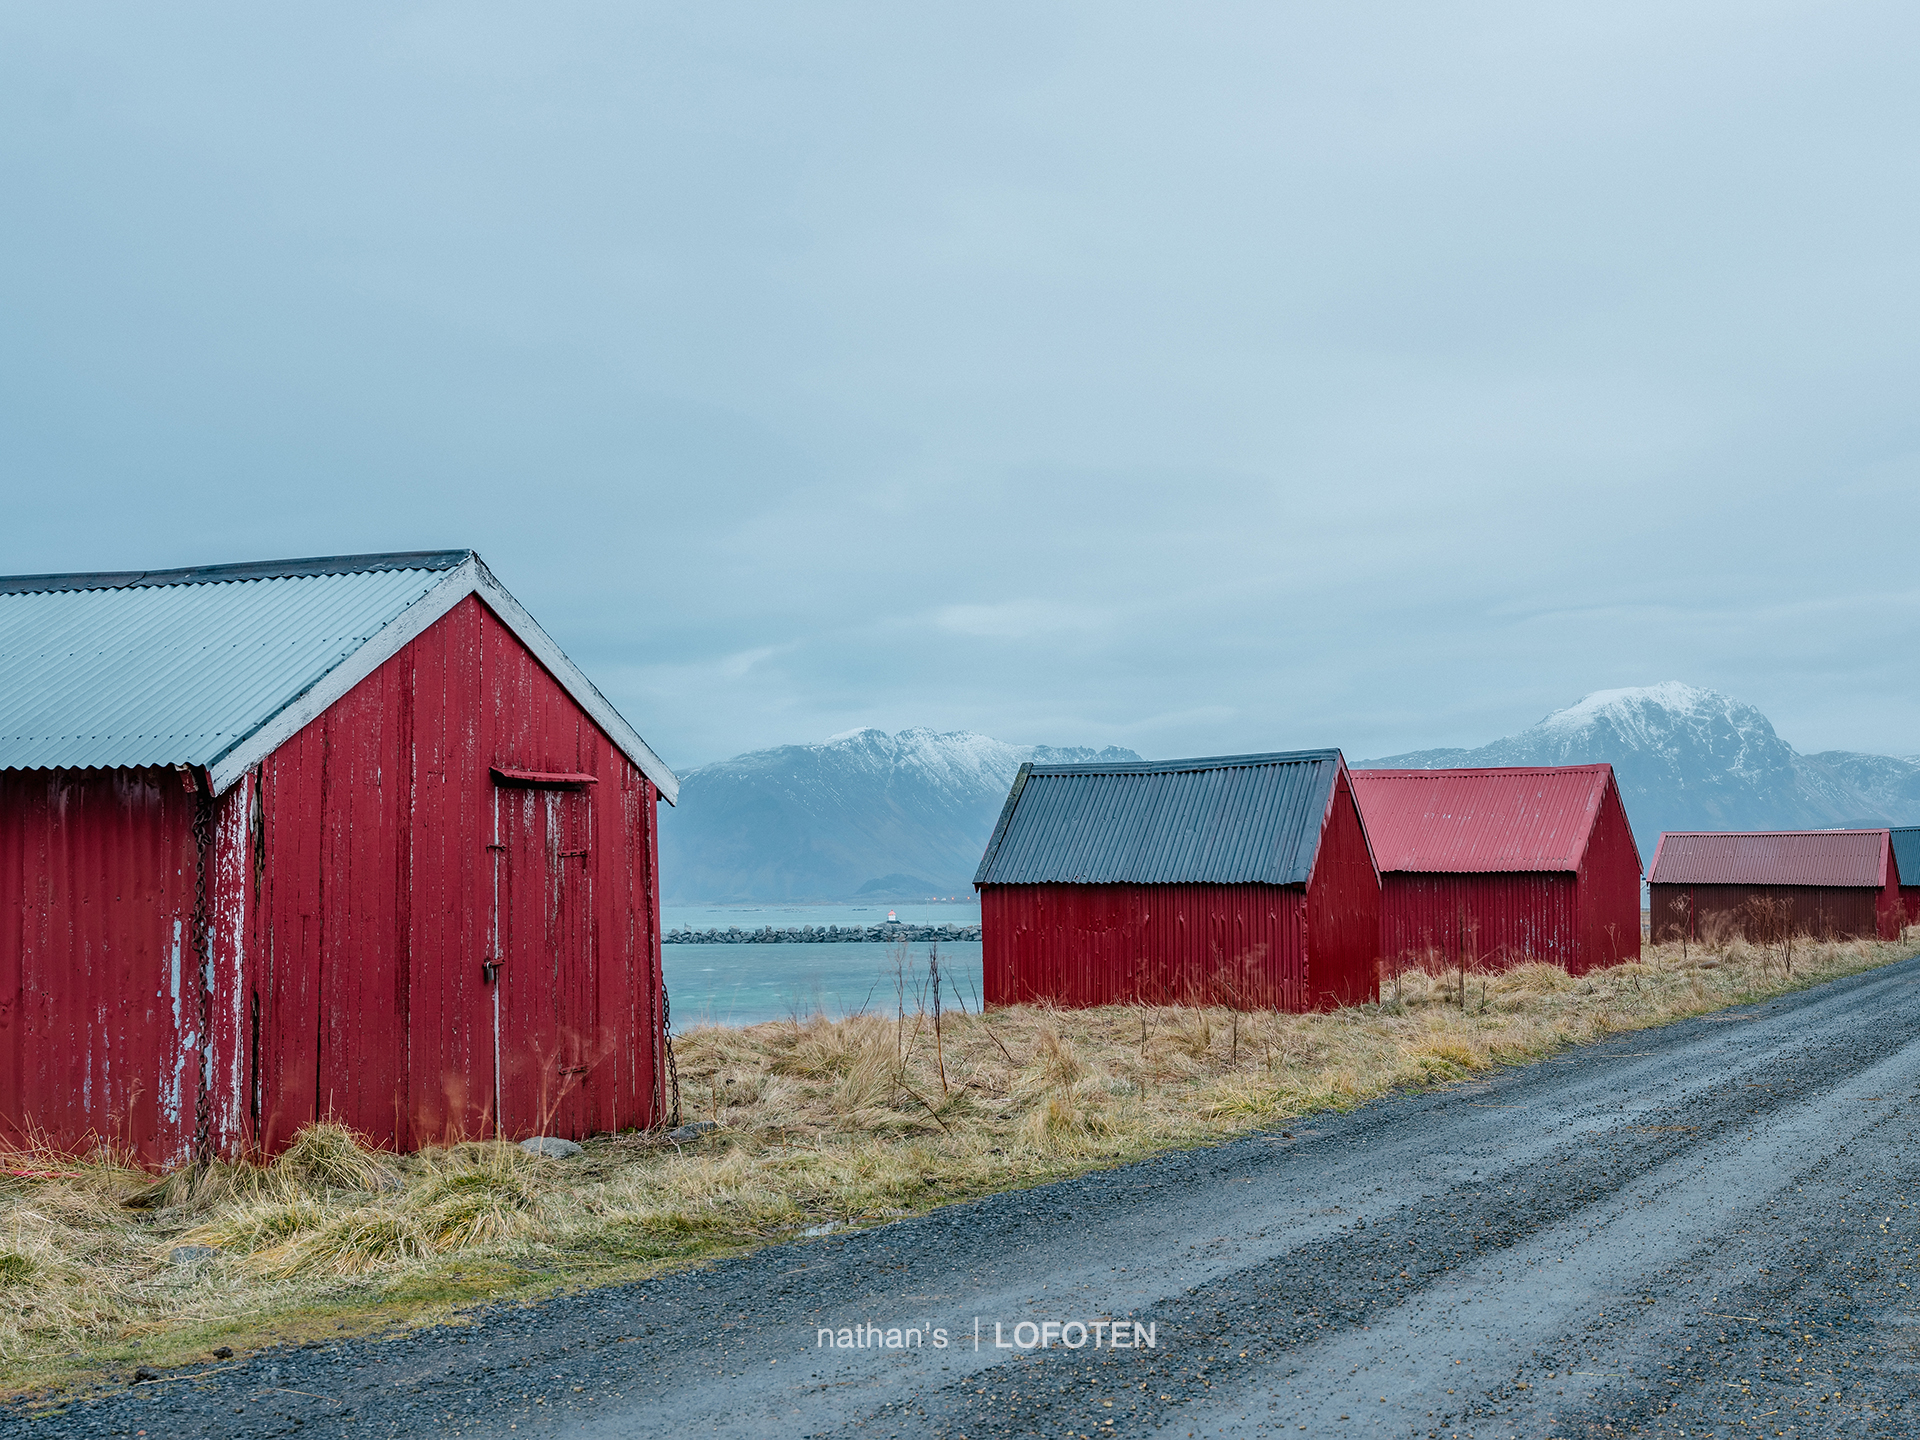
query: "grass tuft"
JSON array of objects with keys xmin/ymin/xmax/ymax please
[{"xmin": 274, "ymin": 1123, "xmax": 401, "ymax": 1194}]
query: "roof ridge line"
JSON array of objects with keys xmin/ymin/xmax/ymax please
[
  {"xmin": 1026, "ymin": 747, "xmax": 1339, "ymax": 776},
  {"xmin": 1655, "ymin": 828, "xmax": 1890, "ymax": 837},
  {"xmin": 0, "ymin": 550, "xmax": 474, "ymax": 596},
  {"xmin": 1349, "ymin": 764, "xmax": 1614, "ymax": 775}
]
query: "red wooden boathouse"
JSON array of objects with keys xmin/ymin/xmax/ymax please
[
  {"xmin": 1349, "ymin": 765, "xmax": 1641, "ymax": 974},
  {"xmin": 0, "ymin": 551, "xmax": 680, "ymax": 1168},
  {"xmin": 973, "ymin": 750, "xmax": 1380, "ymax": 1012},
  {"xmin": 1646, "ymin": 829, "xmax": 1904, "ymax": 943}
]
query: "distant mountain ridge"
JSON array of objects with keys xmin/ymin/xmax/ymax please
[
  {"xmin": 658, "ymin": 727, "xmax": 1141, "ymax": 902},
  {"xmin": 1358, "ymin": 682, "xmax": 1920, "ymax": 859},
  {"xmin": 663, "ymin": 688, "xmax": 1916, "ymax": 901}
]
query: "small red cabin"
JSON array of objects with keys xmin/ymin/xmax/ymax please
[
  {"xmin": 1349, "ymin": 765, "xmax": 1642, "ymax": 974},
  {"xmin": 0, "ymin": 551, "xmax": 679, "ymax": 1168},
  {"xmin": 1647, "ymin": 830, "xmax": 1904, "ymax": 944},
  {"xmin": 973, "ymin": 750, "xmax": 1380, "ymax": 1012}
]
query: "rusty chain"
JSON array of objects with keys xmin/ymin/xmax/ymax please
[{"xmin": 661, "ymin": 967, "xmax": 681, "ymax": 1130}]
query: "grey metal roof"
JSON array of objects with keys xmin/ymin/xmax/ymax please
[
  {"xmin": 0, "ymin": 550, "xmax": 679, "ymax": 803},
  {"xmin": 974, "ymin": 749, "xmax": 1347, "ymax": 887},
  {"xmin": 1891, "ymin": 827, "xmax": 1920, "ymax": 886}
]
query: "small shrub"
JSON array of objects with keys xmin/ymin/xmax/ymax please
[
  {"xmin": 276, "ymin": 1123, "xmax": 400, "ymax": 1194},
  {"xmin": 1032, "ymin": 1028, "xmax": 1086, "ymax": 1087}
]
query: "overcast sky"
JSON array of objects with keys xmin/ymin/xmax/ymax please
[{"xmin": 4, "ymin": 4, "xmax": 1917, "ymax": 771}]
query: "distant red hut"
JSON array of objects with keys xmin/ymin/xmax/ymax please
[
  {"xmin": 1892, "ymin": 827, "xmax": 1920, "ymax": 928},
  {"xmin": 1646, "ymin": 830, "xmax": 1904, "ymax": 944},
  {"xmin": 0, "ymin": 551, "xmax": 680, "ymax": 1168},
  {"xmin": 1349, "ymin": 765, "xmax": 1641, "ymax": 975},
  {"xmin": 973, "ymin": 750, "xmax": 1380, "ymax": 1012}
]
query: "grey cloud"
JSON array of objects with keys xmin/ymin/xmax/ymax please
[{"xmin": 1, "ymin": 2, "xmax": 1916, "ymax": 771}]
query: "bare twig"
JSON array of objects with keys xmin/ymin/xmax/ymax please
[{"xmin": 896, "ymin": 1079, "xmax": 951, "ymax": 1134}]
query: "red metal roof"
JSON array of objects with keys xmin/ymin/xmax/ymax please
[
  {"xmin": 1647, "ymin": 830, "xmax": 1892, "ymax": 887},
  {"xmin": 1348, "ymin": 765, "xmax": 1620, "ymax": 874}
]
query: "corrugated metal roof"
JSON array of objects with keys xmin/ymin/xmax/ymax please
[
  {"xmin": 1349, "ymin": 765, "xmax": 1618, "ymax": 874},
  {"xmin": 974, "ymin": 750, "xmax": 1345, "ymax": 887},
  {"xmin": 0, "ymin": 550, "xmax": 680, "ymax": 803},
  {"xmin": 1887, "ymin": 827, "xmax": 1920, "ymax": 887},
  {"xmin": 0, "ymin": 562, "xmax": 452, "ymax": 772},
  {"xmin": 1647, "ymin": 830, "xmax": 1891, "ymax": 887}
]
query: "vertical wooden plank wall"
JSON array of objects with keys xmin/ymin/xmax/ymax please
[
  {"xmin": 245, "ymin": 595, "xmax": 662, "ymax": 1154},
  {"xmin": 406, "ymin": 600, "xmax": 488, "ymax": 1147}
]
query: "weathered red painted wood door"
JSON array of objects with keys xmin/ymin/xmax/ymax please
[{"xmin": 488, "ymin": 778, "xmax": 598, "ymax": 1139}]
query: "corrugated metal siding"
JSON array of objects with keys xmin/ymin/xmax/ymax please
[
  {"xmin": 1891, "ymin": 828, "xmax": 1920, "ymax": 923},
  {"xmin": 1348, "ymin": 766, "xmax": 1614, "ymax": 873},
  {"xmin": 981, "ymin": 883, "xmax": 1310, "ymax": 1009},
  {"xmin": 975, "ymin": 751, "xmax": 1341, "ymax": 886},
  {"xmin": 1303, "ymin": 768, "xmax": 1382, "ymax": 1006},
  {"xmin": 979, "ymin": 767, "xmax": 1380, "ymax": 1013},
  {"xmin": 1647, "ymin": 830, "xmax": 1889, "ymax": 887},
  {"xmin": 0, "ymin": 768, "xmax": 200, "ymax": 1167},
  {"xmin": 0, "ymin": 567, "xmax": 447, "ymax": 771},
  {"xmin": 1367, "ymin": 768, "xmax": 1640, "ymax": 975},
  {"xmin": 1380, "ymin": 872, "xmax": 1580, "ymax": 970},
  {"xmin": 1648, "ymin": 883, "xmax": 1894, "ymax": 944},
  {"xmin": 5, "ymin": 594, "xmax": 669, "ymax": 1164},
  {"xmin": 1575, "ymin": 777, "xmax": 1644, "ymax": 968}
]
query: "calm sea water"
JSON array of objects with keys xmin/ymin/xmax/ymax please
[
  {"xmin": 661, "ymin": 939, "xmax": 984, "ymax": 1030},
  {"xmin": 663, "ymin": 900, "xmax": 981, "ymax": 932}
]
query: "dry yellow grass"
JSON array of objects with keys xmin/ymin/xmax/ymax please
[{"xmin": 4, "ymin": 929, "xmax": 1915, "ymax": 1395}]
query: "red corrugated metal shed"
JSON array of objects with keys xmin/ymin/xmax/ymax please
[
  {"xmin": 1893, "ymin": 828, "xmax": 1920, "ymax": 927},
  {"xmin": 1647, "ymin": 830, "xmax": 1903, "ymax": 943},
  {"xmin": 0, "ymin": 552, "xmax": 680, "ymax": 1168},
  {"xmin": 1350, "ymin": 766, "xmax": 1642, "ymax": 974},
  {"xmin": 974, "ymin": 750, "xmax": 1381, "ymax": 1012}
]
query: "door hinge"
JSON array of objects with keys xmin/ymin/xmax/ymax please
[{"xmin": 559, "ymin": 1064, "xmax": 591, "ymax": 1076}]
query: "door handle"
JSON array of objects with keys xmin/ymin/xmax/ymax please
[{"xmin": 482, "ymin": 958, "xmax": 503, "ymax": 984}]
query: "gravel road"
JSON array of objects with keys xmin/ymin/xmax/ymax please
[{"xmin": 18, "ymin": 955, "xmax": 1920, "ymax": 1439}]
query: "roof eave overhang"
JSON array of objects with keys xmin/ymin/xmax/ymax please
[{"xmin": 204, "ymin": 555, "xmax": 680, "ymax": 804}]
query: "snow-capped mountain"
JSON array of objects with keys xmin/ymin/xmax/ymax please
[
  {"xmin": 658, "ymin": 728, "xmax": 1141, "ymax": 902},
  {"xmin": 1359, "ymin": 682, "xmax": 1920, "ymax": 858}
]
